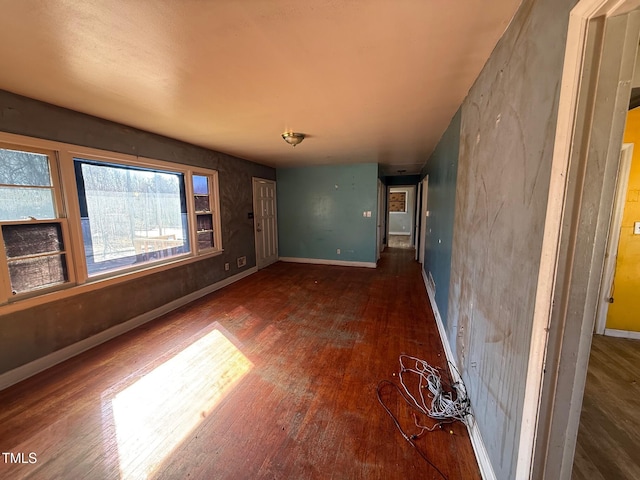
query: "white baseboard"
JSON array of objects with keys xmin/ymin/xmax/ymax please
[
  {"xmin": 604, "ymin": 328, "xmax": 640, "ymax": 340},
  {"xmin": 389, "ymin": 232, "xmax": 411, "ymax": 236},
  {"xmin": 0, "ymin": 267, "xmax": 257, "ymax": 391},
  {"xmin": 421, "ymin": 268, "xmax": 497, "ymax": 480},
  {"xmin": 279, "ymin": 257, "xmax": 376, "ymax": 269}
]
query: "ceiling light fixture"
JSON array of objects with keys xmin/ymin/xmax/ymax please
[{"xmin": 282, "ymin": 131, "xmax": 305, "ymax": 147}]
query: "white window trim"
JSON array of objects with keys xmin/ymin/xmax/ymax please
[
  {"xmin": 389, "ymin": 189, "xmax": 409, "ymax": 214},
  {"xmin": 0, "ymin": 131, "xmax": 223, "ymax": 312}
]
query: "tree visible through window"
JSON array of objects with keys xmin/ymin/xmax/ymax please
[
  {"xmin": 0, "ymin": 145, "xmax": 69, "ymax": 295},
  {"xmin": 0, "ymin": 136, "xmax": 223, "ymax": 304},
  {"xmin": 0, "ymin": 147, "xmax": 56, "ymax": 221},
  {"xmin": 74, "ymin": 159, "xmax": 190, "ymax": 276}
]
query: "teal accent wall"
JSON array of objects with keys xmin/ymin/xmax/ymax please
[
  {"xmin": 277, "ymin": 163, "xmax": 378, "ymax": 263},
  {"xmin": 420, "ymin": 109, "xmax": 461, "ymax": 327}
]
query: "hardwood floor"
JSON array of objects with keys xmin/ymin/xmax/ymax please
[
  {"xmin": 0, "ymin": 248, "xmax": 480, "ymax": 480},
  {"xmin": 572, "ymin": 334, "xmax": 640, "ymax": 479}
]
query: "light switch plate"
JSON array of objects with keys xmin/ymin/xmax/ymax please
[{"xmin": 634, "ymin": 222, "xmax": 640, "ymax": 235}]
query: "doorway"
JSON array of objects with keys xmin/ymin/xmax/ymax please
[
  {"xmin": 521, "ymin": 4, "xmax": 640, "ymax": 479},
  {"xmin": 388, "ymin": 186, "xmax": 416, "ymax": 249},
  {"xmin": 594, "ymin": 143, "xmax": 634, "ymax": 336},
  {"xmin": 252, "ymin": 178, "xmax": 278, "ymax": 269},
  {"xmin": 418, "ymin": 176, "xmax": 429, "ymax": 265},
  {"xmin": 376, "ymin": 179, "xmax": 385, "ymax": 261}
]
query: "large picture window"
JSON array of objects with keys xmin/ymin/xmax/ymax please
[
  {"xmin": 74, "ymin": 159, "xmax": 190, "ymax": 276},
  {"xmin": 0, "ymin": 133, "xmax": 222, "ymax": 306}
]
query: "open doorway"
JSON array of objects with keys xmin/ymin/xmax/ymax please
[
  {"xmin": 521, "ymin": 3, "xmax": 640, "ymax": 479},
  {"xmin": 387, "ymin": 186, "xmax": 416, "ymax": 249},
  {"xmin": 573, "ymin": 117, "xmax": 640, "ymax": 479}
]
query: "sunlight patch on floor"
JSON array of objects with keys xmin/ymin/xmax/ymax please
[{"xmin": 110, "ymin": 326, "xmax": 252, "ymax": 479}]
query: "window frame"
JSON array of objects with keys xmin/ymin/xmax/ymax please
[
  {"xmin": 389, "ymin": 190, "xmax": 408, "ymax": 213},
  {"xmin": 71, "ymin": 155, "xmax": 193, "ymax": 279},
  {"xmin": 0, "ymin": 132, "xmax": 223, "ymax": 309},
  {"xmin": 189, "ymin": 170, "xmax": 222, "ymax": 255},
  {"xmin": 0, "ymin": 142, "xmax": 76, "ymax": 303}
]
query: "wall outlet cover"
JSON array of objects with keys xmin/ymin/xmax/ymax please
[{"xmin": 635, "ymin": 221, "xmax": 640, "ymax": 235}]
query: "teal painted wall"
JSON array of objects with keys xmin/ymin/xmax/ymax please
[
  {"xmin": 420, "ymin": 109, "xmax": 461, "ymax": 327},
  {"xmin": 277, "ymin": 163, "xmax": 378, "ymax": 263}
]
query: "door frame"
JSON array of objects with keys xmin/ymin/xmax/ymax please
[
  {"xmin": 414, "ymin": 182, "xmax": 422, "ymax": 260},
  {"xmin": 418, "ymin": 176, "xmax": 429, "ymax": 265},
  {"xmin": 388, "ymin": 185, "xmax": 416, "ymax": 243},
  {"xmin": 518, "ymin": 2, "xmax": 640, "ymax": 478},
  {"xmin": 252, "ymin": 177, "xmax": 278, "ymax": 270},
  {"xmin": 377, "ymin": 179, "xmax": 385, "ymax": 261},
  {"xmin": 594, "ymin": 143, "xmax": 633, "ymax": 334}
]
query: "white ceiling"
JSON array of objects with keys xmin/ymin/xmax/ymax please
[{"xmin": 0, "ymin": 0, "xmax": 521, "ymax": 176}]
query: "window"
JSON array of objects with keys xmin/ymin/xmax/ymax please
[
  {"xmin": 0, "ymin": 144, "xmax": 71, "ymax": 299},
  {"xmin": 193, "ymin": 174, "xmax": 216, "ymax": 252},
  {"xmin": 2, "ymin": 223, "xmax": 69, "ymax": 295},
  {"xmin": 0, "ymin": 133, "xmax": 222, "ymax": 306},
  {"xmin": 74, "ymin": 159, "xmax": 190, "ymax": 276},
  {"xmin": 0, "ymin": 146, "xmax": 56, "ymax": 221},
  {"xmin": 389, "ymin": 191, "xmax": 407, "ymax": 212}
]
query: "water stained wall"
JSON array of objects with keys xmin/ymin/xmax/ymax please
[{"xmin": 446, "ymin": 0, "xmax": 578, "ymax": 477}]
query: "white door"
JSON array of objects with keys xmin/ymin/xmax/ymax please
[
  {"xmin": 419, "ymin": 176, "xmax": 428, "ymax": 265},
  {"xmin": 377, "ymin": 179, "xmax": 385, "ymax": 261},
  {"xmin": 253, "ymin": 178, "xmax": 278, "ymax": 269},
  {"xmin": 415, "ymin": 182, "xmax": 422, "ymax": 260}
]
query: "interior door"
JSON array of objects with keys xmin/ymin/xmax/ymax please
[
  {"xmin": 253, "ymin": 178, "xmax": 278, "ymax": 269},
  {"xmin": 415, "ymin": 182, "xmax": 422, "ymax": 260},
  {"xmin": 377, "ymin": 179, "xmax": 384, "ymax": 261}
]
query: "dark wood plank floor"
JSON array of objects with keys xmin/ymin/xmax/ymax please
[
  {"xmin": 573, "ymin": 334, "xmax": 640, "ymax": 479},
  {"xmin": 0, "ymin": 248, "xmax": 480, "ymax": 480}
]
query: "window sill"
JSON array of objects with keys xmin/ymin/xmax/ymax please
[{"xmin": 0, "ymin": 249, "xmax": 225, "ymax": 315}]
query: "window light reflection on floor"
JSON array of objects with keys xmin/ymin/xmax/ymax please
[{"xmin": 110, "ymin": 327, "xmax": 252, "ymax": 479}]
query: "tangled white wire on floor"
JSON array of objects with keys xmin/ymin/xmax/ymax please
[
  {"xmin": 376, "ymin": 354, "xmax": 472, "ymax": 479},
  {"xmin": 398, "ymin": 354, "xmax": 470, "ymax": 424}
]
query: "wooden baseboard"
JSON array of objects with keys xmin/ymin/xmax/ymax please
[
  {"xmin": 604, "ymin": 328, "xmax": 640, "ymax": 340},
  {"xmin": 279, "ymin": 257, "xmax": 376, "ymax": 268},
  {"xmin": 421, "ymin": 268, "xmax": 497, "ymax": 480},
  {"xmin": 0, "ymin": 267, "xmax": 258, "ymax": 391}
]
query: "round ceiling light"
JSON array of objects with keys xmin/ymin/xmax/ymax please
[{"xmin": 282, "ymin": 131, "xmax": 305, "ymax": 147}]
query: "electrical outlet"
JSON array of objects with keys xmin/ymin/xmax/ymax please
[
  {"xmin": 224, "ymin": 262, "xmax": 230, "ymax": 271},
  {"xmin": 237, "ymin": 256, "xmax": 247, "ymax": 268},
  {"xmin": 635, "ymin": 221, "xmax": 640, "ymax": 235},
  {"xmin": 336, "ymin": 248, "xmax": 341, "ymax": 254}
]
